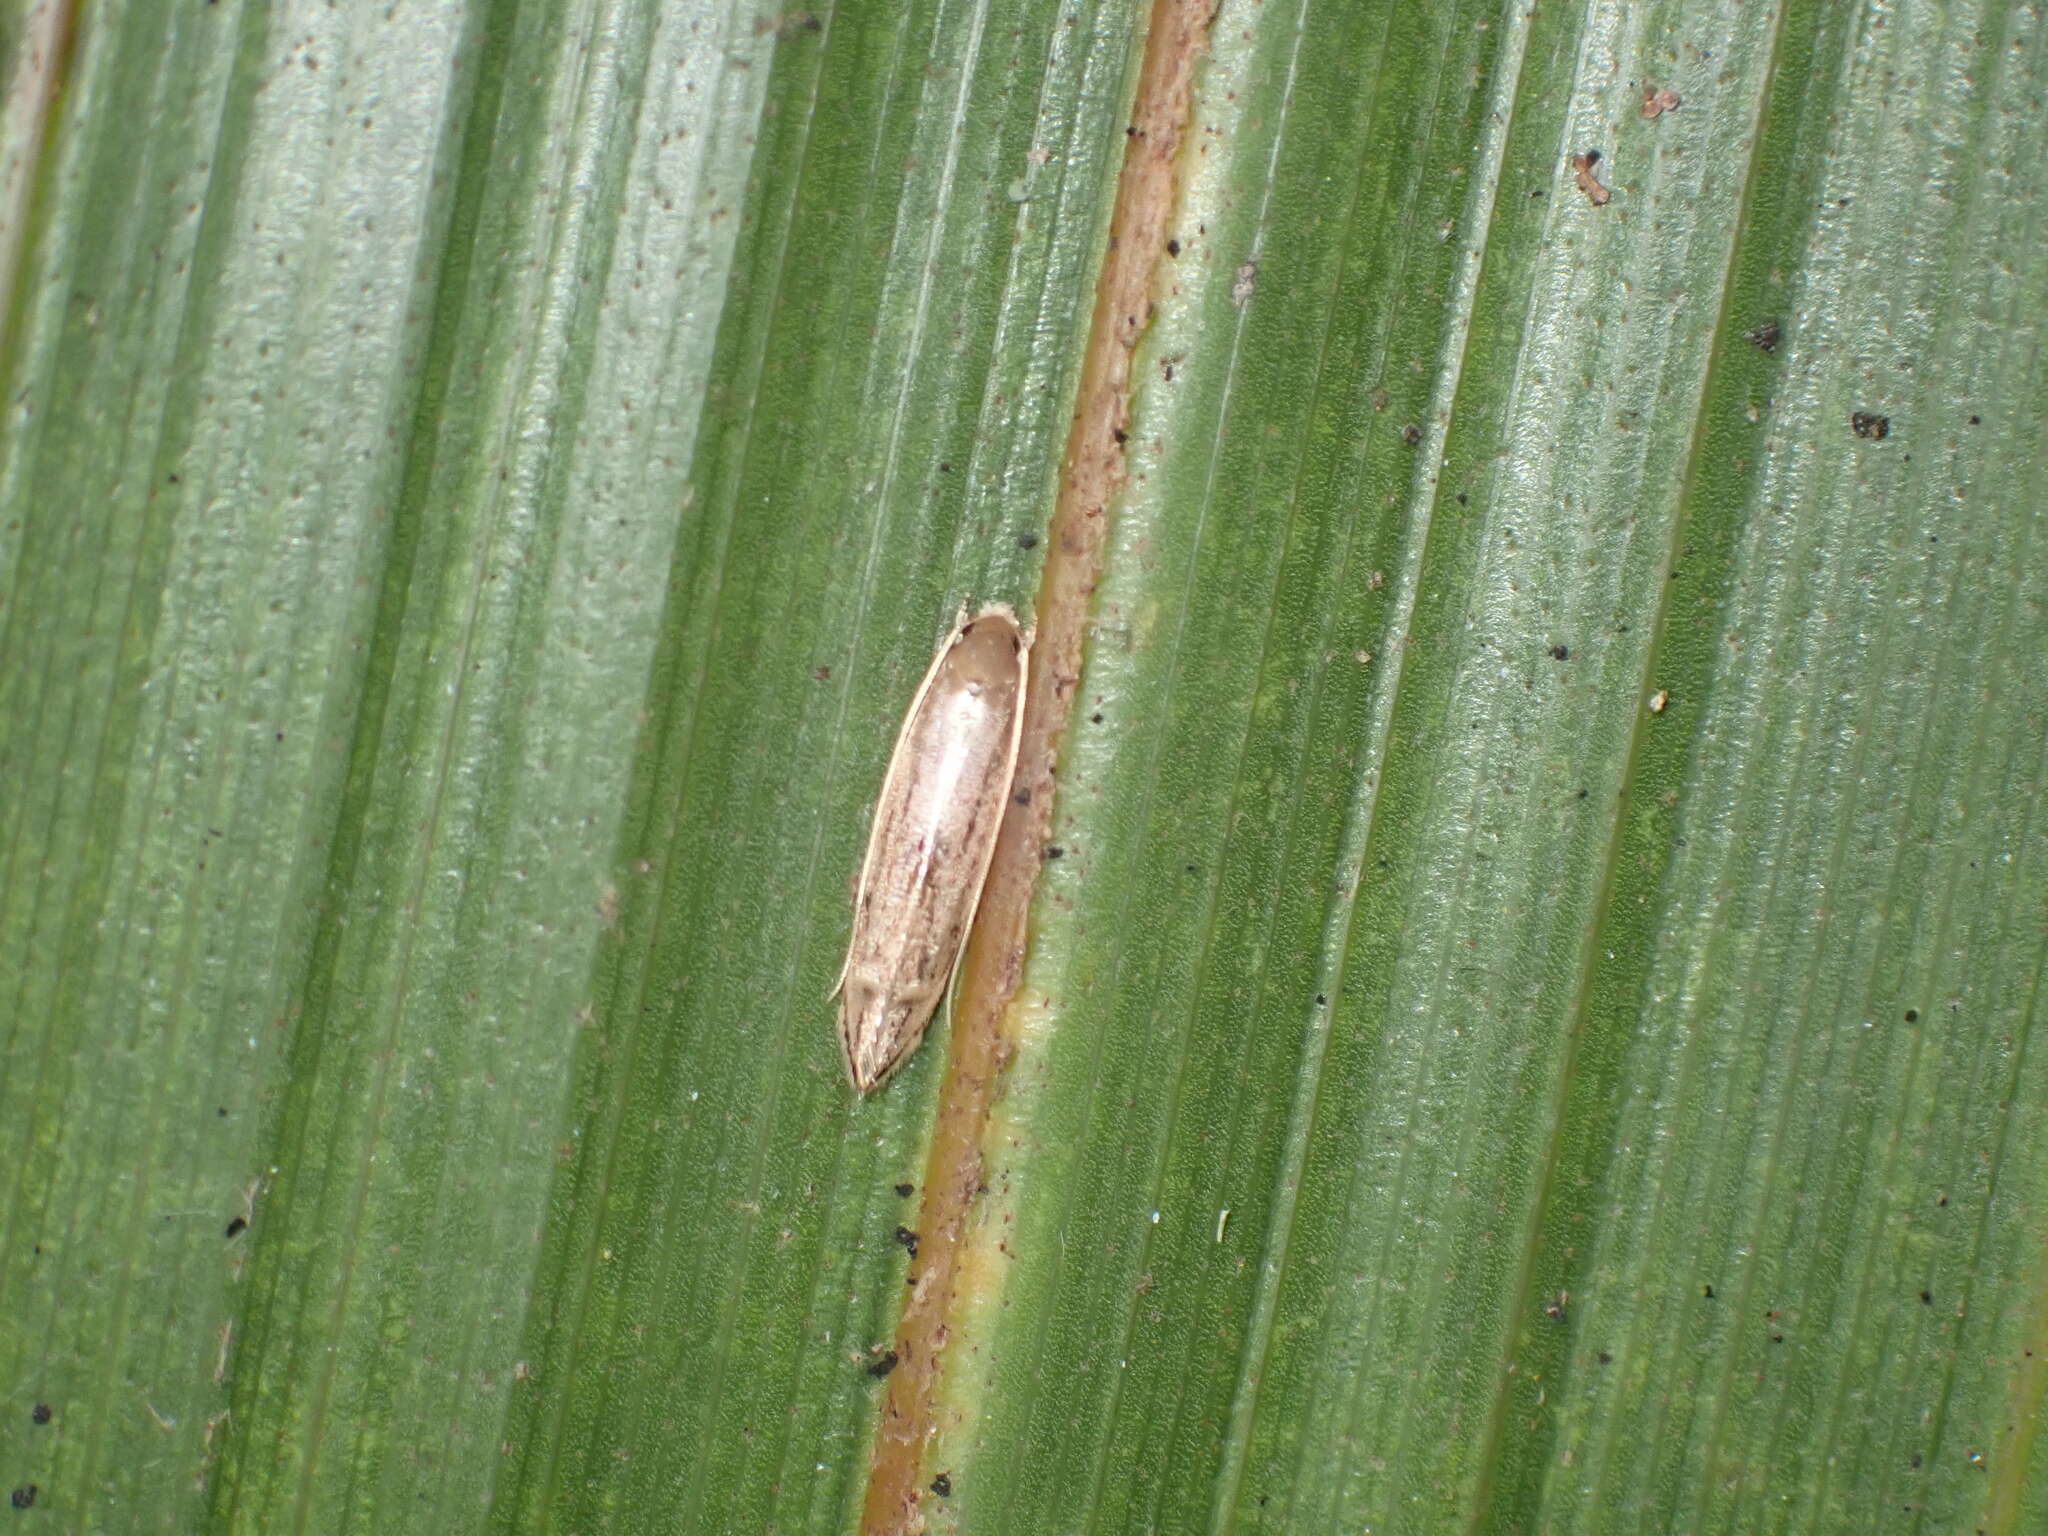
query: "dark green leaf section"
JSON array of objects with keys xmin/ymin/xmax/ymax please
[
  {"xmin": 1483, "ymin": 4, "xmax": 2048, "ymax": 1531},
  {"xmin": 939, "ymin": 0, "xmax": 2048, "ymax": 1532},
  {"xmin": 201, "ymin": 0, "xmax": 791, "ymax": 1527},
  {"xmin": 0, "ymin": 3, "xmax": 468, "ymax": 1530},
  {"xmin": 486, "ymin": 0, "xmax": 1140, "ymax": 1531}
]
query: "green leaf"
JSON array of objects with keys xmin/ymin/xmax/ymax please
[{"xmin": 2, "ymin": 0, "xmax": 2043, "ymax": 1533}]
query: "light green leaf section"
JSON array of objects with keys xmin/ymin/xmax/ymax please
[
  {"xmin": 2, "ymin": 0, "xmax": 2044, "ymax": 1533},
  {"xmin": 936, "ymin": 0, "xmax": 2048, "ymax": 1532}
]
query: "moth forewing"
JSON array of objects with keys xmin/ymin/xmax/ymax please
[{"xmin": 836, "ymin": 604, "xmax": 1030, "ymax": 1092}]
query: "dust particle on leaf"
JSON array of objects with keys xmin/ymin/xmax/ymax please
[{"xmin": 1851, "ymin": 411, "xmax": 1890, "ymax": 439}]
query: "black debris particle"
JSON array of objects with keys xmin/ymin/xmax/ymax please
[
  {"xmin": 1703, "ymin": 1284, "xmax": 1716, "ymax": 1299},
  {"xmin": 931, "ymin": 1472, "xmax": 953, "ymax": 1498},
  {"xmin": 1597, "ymin": 1350, "xmax": 1614, "ymax": 1364},
  {"xmin": 9, "ymin": 1486, "xmax": 35, "ymax": 1510},
  {"xmin": 1549, "ymin": 645, "xmax": 1569, "ymax": 661},
  {"xmin": 1904, "ymin": 1009, "xmax": 1918, "ymax": 1022},
  {"xmin": 1166, "ymin": 237, "xmax": 1181, "ymax": 257},
  {"xmin": 895, "ymin": 1182, "xmax": 914, "ymax": 1198},
  {"xmin": 1920, "ymin": 1290, "xmax": 1933, "ymax": 1305},
  {"xmin": 1113, "ymin": 427, "xmax": 1128, "ymax": 444},
  {"xmin": 1745, "ymin": 319, "xmax": 1780, "ymax": 353},
  {"xmin": 1400, "ymin": 423, "xmax": 1422, "ymax": 445},
  {"xmin": 1017, "ymin": 532, "xmax": 1038, "ymax": 550},
  {"xmin": 894, "ymin": 1225, "xmax": 920, "ymax": 1258},
  {"xmin": 1012, "ymin": 788, "xmax": 1032, "ymax": 807},
  {"xmin": 1090, "ymin": 713, "xmax": 1103, "ymax": 723},
  {"xmin": 1968, "ymin": 415, "xmax": 1981, "ymax": 425},
  {"xmin": 30, "ymin": 1404, "xmax": 51, "ymax": 1426},
  {"xmin": 868, "ymin": 1350, "xmax": 900, "ymax": 1378},
  {"xmin": 1315, "ymin": 995, "xmax": 1327, "ymax": 1007},
  {"xmin": 1851, "ymin": 411, "xmax": 1890, "ymax": 439},
  {"xmin": 224, "ymin": 1216, "xmax": 247, "ymax": 1239},
  {"xmin": 1045, "ymin": 845, "xmax": 1064, "ymax": 859},
  {"xmin": 1576, "ymin": 788, "xmax": 1589, "ymax": 800},
  {"xmin": 938, "ymin": 461, "xmax": 951, "ymax": 473}
]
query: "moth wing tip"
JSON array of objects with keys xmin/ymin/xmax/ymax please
[{"xmin": 844, "ymin": 1045, "xmax": 883, "ymax": 1094}]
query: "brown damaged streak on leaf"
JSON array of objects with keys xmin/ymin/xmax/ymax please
[{"xmin": 854, "ymin": 0, "xmax": 1221, "ymax": 1530}]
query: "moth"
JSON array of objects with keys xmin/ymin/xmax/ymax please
[{"xmin": 834, "ymin": 603, "xmax": 1031, "ymax": 1091}]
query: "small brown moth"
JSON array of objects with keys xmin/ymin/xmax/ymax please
[{"xmin": 834, "ymin": 603, "xmax": 1030, "ymax": 1091}]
